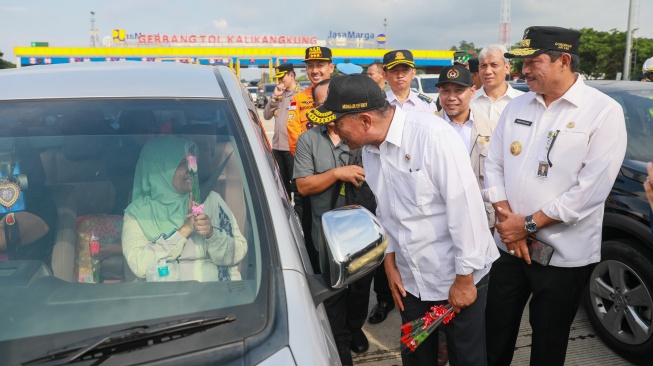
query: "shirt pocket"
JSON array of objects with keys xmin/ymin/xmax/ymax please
[
  {"xmin": 548, "ymin": 131, "xmax": 588, "ymax": 175},
  {"xmin": 393, "ymin": 169, "xmax": 434, "ymax": 208}
]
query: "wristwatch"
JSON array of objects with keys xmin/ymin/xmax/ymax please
[{"xmin": 525, "ymin": 215, "xmax": 539, "ymax": 234}]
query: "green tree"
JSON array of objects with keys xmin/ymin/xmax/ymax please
[
  {"xmin": 0, "ymin": 49, "xmax": 16, "ymax": 69},
  {"xmin": 449, "ymin": 40, "xmax": 481, "ymax": 56}
]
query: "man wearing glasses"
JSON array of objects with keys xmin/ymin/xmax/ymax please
[
  {"xmin": 293, "ymin": 79, "xmax": 373, "ymax": 366},
  {"xmin": 317, "ymin": 74, "xmax": 499, "ymax": 366},
  {"xmin": 483, "ymin": 26, "xmax": 627, "ymax": 365}
]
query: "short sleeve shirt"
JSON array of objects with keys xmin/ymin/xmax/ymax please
[{"xmin": 293, "ymin": 126, "xmax": 350, "ymax": 250}]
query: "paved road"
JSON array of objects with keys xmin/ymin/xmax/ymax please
[
  {"xmin": 355, "ymin": 287, "xmax": 634, "ymax": 366},
  {"xmin": 256, "ymin": 106, "xmax": 635, "ymax": 366}
]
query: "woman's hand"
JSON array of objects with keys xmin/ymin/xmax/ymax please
[
  {"xmin": 180, "ymin": 193, "xmax": 214, "ymax": 239},
  {"xmin": 193, "ymin": 213, "xmax": 214, "ymax": 239}
]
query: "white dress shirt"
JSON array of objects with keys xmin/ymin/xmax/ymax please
[
  {"xmin": 363, "ymin": 107, "xmax": 499, "ymax": 300},
  {"xmin": 472, "ymin": 82, "xmax": 524, "ymax": 122},
  {"xmin": 483, "ymin": 76, "xmax": 627, "ymax": 267},
  {"xmin": 442, "ymin": 109, "xmax": 475, "ymax": 153},
  {"xmin": 386, "ymin": 89, "xmax": 438, "ymax": 113}
]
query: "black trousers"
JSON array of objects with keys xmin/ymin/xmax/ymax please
[
  {"xmin": 400, "ymin": 274, "xmax": 489, "ymax": 366},
  {"xmin": 374, "ymin": 259, "xmax": 394, "ymax": 303},
  {"xmin": 485, "ymin": 251, "xmax": 595, "ymax": 366},
  {"xmin": 323, "ymin": 270, "xmax": 375, "ymax": 345},
  {"xmin": 272, "ymin": 149, "xmax": 294, "ymax": 198}
]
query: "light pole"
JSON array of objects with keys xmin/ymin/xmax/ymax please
[{"xmin": 623, "ymin": 0, "xmax": 635, "ymax": 80}]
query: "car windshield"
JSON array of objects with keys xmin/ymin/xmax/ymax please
[
  {"xmin": 419, "ymin": 77, "xmax": 439, "ymax": 93},
  {"xmin": 605, "ymin": 89, "xmax": 653, "ymax": 162},
  {"xmin": 0, "ymin": 98, "xmax": 270, "ymax": 347}
]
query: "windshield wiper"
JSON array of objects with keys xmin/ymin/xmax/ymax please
[{"xmin": 23, "ymin": 315, "xmax": 236, "ymax": 365}]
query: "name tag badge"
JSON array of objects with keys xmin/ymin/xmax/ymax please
[{"xmin": 514, "ymin": 118, "xmax": 533, "ymax": 127}]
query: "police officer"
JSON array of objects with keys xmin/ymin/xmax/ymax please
[
  {"xmin": 383, "ymin": 49, "xmax": 438, "ymax": 113},
  {"xmin": 263, "ymin": 63, "xmax": 299, "ymax": 198}
]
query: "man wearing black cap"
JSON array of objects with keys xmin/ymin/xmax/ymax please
[
  {"xmin": 286, "ymin": 46, "xmax": 334, "ymax": 278},
  {"xmin": 436, "ymin": 65, "xmax": 496, "ymax": 231},
  {"xmin": 367, "ymin": 48, "xmax": 438, "ymax": 330},
  {"xmin": 314, "ymin": 74, "xmax": 499, "ymax": 366},
  {"xmin": 383, "ymin": 49, "xmax": 438, "ymax": 113},
  {"xmin": 294, "ymin": 78, "xmax": 373, "ymax": 365},
  {"xmin": 286, "ymin": 46, "xmax": 334, "ymax": 156},
  {"xmin": 483, "ymin": 26, "xmax": 627, "ymax": 366},
  {"xmin": 264, "ymin": 63, "xmax": 299, "ymax": 198}
]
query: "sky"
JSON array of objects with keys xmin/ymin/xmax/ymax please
[{"xmin": 1, "ymin": 0, "xmax": 650, "ymax": 79}]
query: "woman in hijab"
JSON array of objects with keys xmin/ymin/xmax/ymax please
[{"xmin": 122, "ymin": 135, "xmax": 247, "ymax": 281}]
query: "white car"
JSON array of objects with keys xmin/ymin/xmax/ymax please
[
  {"xmin": 411, "ymin": 73, "xmax": 440, "ymax": 103},
  {"xmin": 0, "ymin": 62, "xmax": 386, "ymax": 365}
]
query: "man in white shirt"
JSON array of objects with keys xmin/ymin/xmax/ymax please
[
  {"xmin": 471, "ymin": 44, "xmax": 524, "ymax": 122},
  {"xmin": 483, "ymin": 26, "xmax": 627, "ymax": 366},
  {"xmin": 436, "ymin": 65, "xmax": 497, "ymax": 229},
  {"xmin": 313, "ymin": 74, "xmax": 499, "ymax": 366},
  {"xmin": 369, "ymin": 49, "xmax": 439, "ymax": 330},
  {"xmin": 383, "ymin": 49, "xmax": 438, "ymax": 113}
]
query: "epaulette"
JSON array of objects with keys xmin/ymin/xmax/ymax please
[{"xmin": 418, "ymin": 93, "xmax": 433, "ymax": 103}]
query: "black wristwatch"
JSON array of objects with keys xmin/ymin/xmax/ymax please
[{"xmin": 525, "ymin": 215, "xmax": 539, "ymax": 234}]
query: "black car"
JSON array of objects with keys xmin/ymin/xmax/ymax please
[
  {"xmin": 509, "ymin": 80, "xmax": 653, "ymax": 363},
  {"xmin": 256, "ymin": 83, "xmax": 277, "ymax": 108}
]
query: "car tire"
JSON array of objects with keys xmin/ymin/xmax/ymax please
[{"xmin": 583, "ymin": 239, "xmax": 653, "ymax": 364}]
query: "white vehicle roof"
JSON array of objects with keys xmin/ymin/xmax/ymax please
[{"xmin": 0, "ymin": 62, "xmax": 225, "ymax": 100}]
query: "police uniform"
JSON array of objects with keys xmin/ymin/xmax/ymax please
[
  {"xmin": 263, "ymin": 63, "xmax": 299, "ymax": 197},
  {"xmin": 483, "ymin": 26, "xmax": 628, "ymax": 366},
  {"xmin": 286, "ymin": 46, "xmax": 332, "ymax": 156},
  {"xmin": 383, "ymin": 49, "xmax": 438, "ymax": 113},
  {"xmin": 386, "ymin": 89, "xmax": 437, "ymax": 113}
]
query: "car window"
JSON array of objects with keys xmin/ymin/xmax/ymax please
[
  {"xmin": 606, "ymin": 90, "xmax": 653, "ymax": 161},
  {"xmin": 419, "ymin": 77, "xmax": 439, "ymax": 93},
  {"xmin": 0, "ymin": 98, "xmax": 270, "ymax": 345},
  {"xmin": 410, "ymin": 79, "xmax": 418, "ymax": 91},
  {"xmin": 264, "ymin": 84, "xmax": 276, "ymax": 94}
]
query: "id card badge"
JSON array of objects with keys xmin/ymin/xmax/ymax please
[{"xmin": 536, "ymin": 131, "xmax": 557, "ymax": 179}]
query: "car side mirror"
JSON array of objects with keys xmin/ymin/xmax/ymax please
[
  {"xmin": 321, "ymin": 206, "xmax": 386, "ymax": 288},
  {"xmin": 306, "ymin": 205, "xmax": 387, "ymax": 305}
]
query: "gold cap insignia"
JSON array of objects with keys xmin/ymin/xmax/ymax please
[
  {"xmin": 395, "ymin": 52, "xmax": 405, "ymax": 60},
  {"xmin": 308, "ymin": 46, "xmax": 323, "ymax": 59},
  {"xmin": 521, "ymin": 39, "xmax": 531, "ymax": 47},
  {"xmin": 447, "ymin": 69, "xmax": 459, "ymax": 79}
]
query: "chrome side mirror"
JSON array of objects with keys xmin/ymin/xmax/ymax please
[{"xmin": 321, "ymin": 205, "xmax": 387, "ymax": 289}]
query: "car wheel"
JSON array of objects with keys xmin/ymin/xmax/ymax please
[{"xmin": 584, "ymin": 239, "xmax": 653, "ymax": 364}]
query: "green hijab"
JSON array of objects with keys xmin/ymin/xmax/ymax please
[{"xmin": 125, "ymin": 135, "xmax": 197, "ymax": 241}]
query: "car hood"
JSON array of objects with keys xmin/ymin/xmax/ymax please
[{"xmin": 621, "ymin": 159, "xmax": 648, "ymax": 184}]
